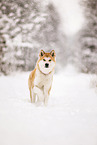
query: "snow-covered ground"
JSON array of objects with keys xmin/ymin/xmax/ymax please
[{"xmin": 0, "ymin": 65, "xmax": 97, "ymax": 145}]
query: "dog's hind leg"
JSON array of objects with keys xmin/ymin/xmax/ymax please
[
  {"xmin": 29, "ymin": 87, "xmax": 33, "ymax": 102},
  {"xmin": 32, "ymin": 91, "xmax": 36, "ymax": 103},
  {"xmin": 31, "ymin": 88, "xmax": 36, "ymax": 103}
]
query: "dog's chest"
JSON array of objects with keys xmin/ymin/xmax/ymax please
[{"xmin": 34, "ymin": 69, "xmax": 53, "ymax": 88}]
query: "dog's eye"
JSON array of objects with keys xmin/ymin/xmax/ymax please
[
  {"xmin": 49, "ymin": 59, "xmax": 51, "ymax": 62},
  {"xmin": 43, "ymin": 59, "xmax": 46, "ymax": 61}
]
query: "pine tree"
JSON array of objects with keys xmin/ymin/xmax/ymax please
[
  {"xmin": 78, "ymin": 0, "xmax": 97, "ymax": 73},
  {"xmin": 0, "ymin": 0, "xmax": 66, "ymax": 74}
]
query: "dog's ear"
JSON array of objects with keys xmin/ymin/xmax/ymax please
[
  {"xmin": 50, "ymin": 50, "xmax": 56, "ymax": 57},
  {"xmin": 39, "ymin": 50, "xmax": 45, "ymax": 57}
]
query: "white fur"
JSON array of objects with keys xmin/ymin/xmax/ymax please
[
  {"xmin": 44, "ymin": 57, "xmax": 51, "ymax": 61},
  {"xmin": 33, "ymin": 68, "xmax": 54, "ymax": 105}
]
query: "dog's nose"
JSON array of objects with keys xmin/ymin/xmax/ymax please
[{"xmin": 45, "ymin": 63, "xmax": 49, "ymax": 68}]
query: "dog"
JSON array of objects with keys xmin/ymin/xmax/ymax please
[{"xmin": 28, "ymin": 50, "xmax": 56, "ymax": 105}]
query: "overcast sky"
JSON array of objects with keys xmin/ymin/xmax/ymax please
[{"xmin": 48, "ymin": 0, "xmax": 85, "ymax": 36}]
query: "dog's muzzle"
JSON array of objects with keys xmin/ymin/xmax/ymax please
[{"xmin": 45, "ymin": 63, "xmax": 49, "ymax": 68}]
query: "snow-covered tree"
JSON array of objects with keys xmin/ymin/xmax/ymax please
[
  {"xmin": 78, "ymin": 0, "xmax": 97, "ymax": 73},
  {"xmin": 0, "ymin": 0, "xmax": 66, "ymax": 75}
]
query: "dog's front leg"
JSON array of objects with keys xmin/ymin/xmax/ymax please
[
  {"xmin": 33, "ymin": 86, "xmax": 44, "ymax": 102},
  {"xmin": 44, "ymin": 86, "xmax": 49, "ymax": 106}
]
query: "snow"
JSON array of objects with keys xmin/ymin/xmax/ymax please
[
  {"xmin": 0, "ymin": 65, "xmax": 97, "ymax": 145},
  {"xmin": 48, "ymin": 0, "xmax": 84, "ymax": 36}
]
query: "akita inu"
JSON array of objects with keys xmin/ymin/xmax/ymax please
[{"xmin": 28, "ymin": 50, "xmax": 56, "ymax": 105}]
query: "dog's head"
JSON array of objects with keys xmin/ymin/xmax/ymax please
[{"xmin": 37, "ymin": 50, "xmax": 56, "ymax": 74}]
